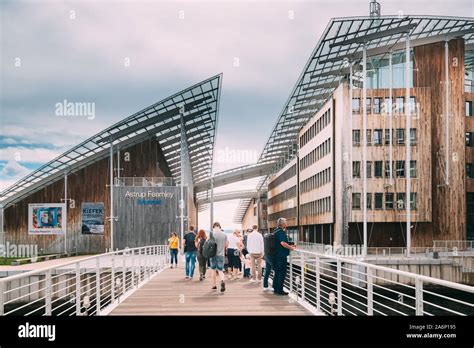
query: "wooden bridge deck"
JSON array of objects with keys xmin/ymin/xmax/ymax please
[{"xmin": 109, "ymin": 266, "xmax": 313, "ymax": 316}]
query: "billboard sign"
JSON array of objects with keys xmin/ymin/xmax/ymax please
[
  {"xmin": 28, "ymin": 203, "xmax": 66, "ymax": 235},
  {"xmin": 81, "ymin": 202, "xmax": 105, "ymax": 235}
]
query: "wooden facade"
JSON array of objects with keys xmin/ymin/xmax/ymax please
[
  {"xmin": 2, "ymin": 137, "xmax": 192, "ymax": 254},
  {"xmin": 260, "ymin": 38, "xmax": 469, "ymax": 247}
]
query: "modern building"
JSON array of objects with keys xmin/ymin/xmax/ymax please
[
  {"xmin": 0, "ymin": 75, "xmax": 222, "ymax": 254},
  {"xmin": 238, "ymin": 13, "xmax": 474, "ymax": 249}
]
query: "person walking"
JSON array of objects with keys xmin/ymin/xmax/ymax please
[
  {"xmin": 227, "ymin": 229, "xmax": 243, "ymax": 280},
  {"xmin": 168, "ymin": 232, "xmax": 179, "ymax": 268},
  {"xmin": 273, "ymin": 218, "xmax": 296, "ymax": 295},
  {"xmin": 195, "ymin": 229, "xmax": 208, "ymax": 281},
  {"xmin": 209, "ymin": 222, "xmax": 228, "ymax": 293},
  {"xmin": 262, "ymin": 249, "xmax": 274, "ymax": 292},
  {"xmin": 246, "ymin": 224, "xmax": 264, "ymax": 282},
  {"xmin": 183, "ymin": 225, "xmax": 197, "ymax": 279}
]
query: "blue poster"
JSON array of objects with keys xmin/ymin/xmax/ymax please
[{"xmin": 81, "ymin": 203, "xmax": 104, "ymax": 235}]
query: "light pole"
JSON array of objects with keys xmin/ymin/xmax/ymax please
[{"xmin": 180, "ymin": 111, "xmax": 186, "ymax": 251}]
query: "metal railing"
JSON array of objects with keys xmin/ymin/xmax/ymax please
[
  {"xmin": 0, "ymin": 245, "xmax": 169, "ymax": 316},
  {"xmin": 285, "ymin": 248, "xmax": 474, "ymax": 316},
  {"xmin": 115, "ymin": 177, "xmax": 175, "ymax": 187},
  {"xmin": 433, "ymin": 240, "xmax": 474, "ymax": 251}
]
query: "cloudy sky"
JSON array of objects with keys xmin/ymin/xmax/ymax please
[{"xmin": 1, "ymin": 0, "xmax": 473, "ymax": 229}]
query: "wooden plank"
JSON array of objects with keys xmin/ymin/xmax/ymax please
[{"xmin": 109, "ymin": 267, "xmax": 312, "ymax": 316}]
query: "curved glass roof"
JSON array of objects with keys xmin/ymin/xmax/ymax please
[
  {"xmin": 234, "ymin": 15, "xmax": 474, "ymax": 223},
  {"xmin": 1, "ymin": 74, "xmax": 222, "ymax": 208}
]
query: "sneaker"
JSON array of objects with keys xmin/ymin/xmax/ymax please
[
  {"xmin": 199, "ymin": 275, "xmax": 203, "ymax": 281},
  {"xmin": 249, "ymin": 279, "xmax": 256, "ymax": 283},
  {"xmin": 220, "ymin": 281, "xmax": 226, "ymax": 293},
  {"xmin": 276, "ymin": 291, "xmax": 289, "ymax": 296},
  {"xmin": 170, "ymin": 266, "xmax": 173, "ymax": 269},
  {"xmin": 211, "ymin": 286, "xmax": 217, "ymax": 290},
  {"xmin": 185, "ymin": 276, "xmax": 189, "ymax": 279},
  {"xmin": 262, "ymin": 287, "xmax": 270, "ymax": 292}
]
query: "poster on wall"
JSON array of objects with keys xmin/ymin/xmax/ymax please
[
  {"xmin": 28, "ymin": 203, "xmax": 67, "ymax": 235},
  {"xmin": 81, "ymin": 202, "xmax": 105, "ymax": 235}
]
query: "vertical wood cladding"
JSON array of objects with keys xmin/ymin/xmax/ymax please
[
  {"xmin": 413, "ymin": 38, "xmax": 466, "ymax": 246},
  {"xmin": 4, "ymin": 138, "xmax": 172, "ymax": 254}
]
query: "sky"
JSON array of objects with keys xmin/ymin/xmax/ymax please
[{"xmin": 1, "ymin": 0, "xmax": 473, "ymax": 229}]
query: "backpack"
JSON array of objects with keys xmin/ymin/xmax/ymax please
[
  {"xmin": 264, "ymin": 231, "xmax": 276, "ymax": 256},
  {"xmin": 184, "ymin": 232, "xmax": 196, "ymax": 252},
  {"xmin": 198, "ymin": 238, "xmax": 205, "ymax": 256},
  {"xmin": 202, "ymin": 232, "xmax": 217, "ymax": 258}
]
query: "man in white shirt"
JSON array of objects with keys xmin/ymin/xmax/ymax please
[{"xmin": 246, "ymin": 224, "xmax": 264, "ymax": 282}]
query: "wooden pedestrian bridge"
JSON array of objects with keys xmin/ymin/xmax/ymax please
[{"xmin": 0, "ymin": 245, "xmax": 473, "ymax": 316}]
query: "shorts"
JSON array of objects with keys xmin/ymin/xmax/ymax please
[
  {"xmin": 227, "ymin": 248, "xmax": 241, "ymax": 269},
  {"xmin": 209, "ymin": 255, "xmax": 225, "ymax": 271}
]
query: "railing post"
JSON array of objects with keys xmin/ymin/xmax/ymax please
[
  {"xmin": 367, "ymin": 266, "xmax": 373, "ymax": 315},
  {"xmin": 45, "ymin": 269, "xmax": 52, "ymax": 315},
  {"xmin": 111, "ymin": 254, "xmax": 115, "ymax": 302},
  {"xmin": 96, "ymin": 258, "xmax": 101, "ymax": 315},
  {"xmin": 146, "ymin": 247, "xmax": 150, "ymax": 279},
  {"xmin": 337, "ymin": 260, "xmax": 342, "ymax": 316},
  {"xmin": 300, "ymin": 253, "xmax": 305, "ymax": 301},
  {"xmin": 75, "ymin": 263, "xmax": 81, "ymax": 315},
  {"xmin": 315, "ymin": 256, "xmax": 320, "ymax": 311},
  {"xmin": 415, "ymin": 278, "xmax": 424, "ymax": 315},
  {"xmin": 289, "ymin": 253, "xmax": 293, "ymax": 295},
  {"xmin": 122, "ymin": 252, "xmax": 126, "ymax": 295},
  {"xmin": 0, "ymin": 281, "xmax": 5, "ymax": 315},
  {"xmin": 131, "ymin": 250, "xmax": 135, "ymax": 288},
  {"xmin": 138, "ymin": 248, "xmax": 142, "ymax": 284}
]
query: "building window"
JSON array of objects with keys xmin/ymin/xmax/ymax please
[
  {"xmin": 385, "ymin": 161, "xmax": 392, "ymax": 178},
  {"xmin": 409, "ymin": 96, "xmax": 417, "ymax": 114},
  {"xmin": 385, "ymin": 193, "xmax": 394, "ymax": 209},
  {"xmin": 410, "ymin": 128, "xmax": 417, "ymax": 145},
  {"xmin": 396, "ymin": 160, "xmax": 405, "ymax": 178},
  {"xmin": 467, "ymin": 163, "xmax": 474, "ymax": 179},
  {"xmin": 410, "ymin": 193, "xmax": 417, "ymax": 210},
  {"xmin": 352, "ymin": 98, "xmax": 360, "ymax": 113},
  {"xmin": 352, "ymin": 193, "xmax": 361, "ymax": 210},
  {"xmin": 396, "ymin": 97, "xmax": 404, "ymax": 113},
  {"xmin": 374, "ymin": 129, "xmax": 383, "ymax": 145},
  {"xmin": 396, "ymin": 193, "xmax": 405, "ymax": 210},
  {"xmin": 353, "ymin": 130, "xmax": 361, "ymax": 146},
  {"xmin": 467, "ymin": 101, "xmax": 473, "ymax": 117},
  {"xmin": 385, "ymin": 129, "xmax": 392, "ymax": 145},
  {"xmin": 367, "ymin": 161, "xmax": 372, "ymax": 178},
  {"xmin": 353, "ymin": 161, "xmax": 361, "ymax": 178},
  {"xmin": 396, "ymin": 128, "xmax": 405, "ymax": 145},
  {"xmin": 366, "ymin": 129, "xmax": 372, "ymax": 145},
  {"xmin": 374, "ymin": 98, "xmax": 382, "ymax": 114},
  {"xmin": 410, "ymin": 160, "xmax": 417, "ymax": 178},
  {"xmin": 367, "ymin": 193, "xmax": 372, "ymax": 209},
  {"xmin": 383, "ymin": 97, "xmax": 392, "ymax": 114},
  {"xmin": 374, "ymin": 161, "xmax": 383, "ymax": 178},
  {"xmin": 466, "ymin": 132, "xmax": 473, "ymax": 147},
  {"xmin": 375, "ymin": 193, "xmax": 383, "ymax": 209},
  {"xmin": 366, "ymin": 98, "xmax": 372, "ymax": 113}
]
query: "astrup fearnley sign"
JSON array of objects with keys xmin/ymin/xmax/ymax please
[{"xmin": 124, "ymin": 190, "xmax": 175, "ymax": 199}]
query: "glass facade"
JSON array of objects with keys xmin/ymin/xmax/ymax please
[{"xmin": 366, "ymin": 50, "xmax": 414, "ymax": 89}]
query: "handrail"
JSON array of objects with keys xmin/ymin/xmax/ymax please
[
  {"xmin": 0, "ymin": 245, "xmax": 150, "ymax": 283},
  {"xmin": 0, "ymin": 245, "xmax": 170, "ymax": 316},
  {"xmin": 285, "ymin": 247, "xmax": 474, "ymax": 316},
  {"xmin": 294, "ymin": 248, "xmax": 474, "ymax": 293}
]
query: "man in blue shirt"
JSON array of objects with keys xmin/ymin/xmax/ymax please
[{"xmin": 273, "ymin": 217, "xmax": 296, "ymax": 295}]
